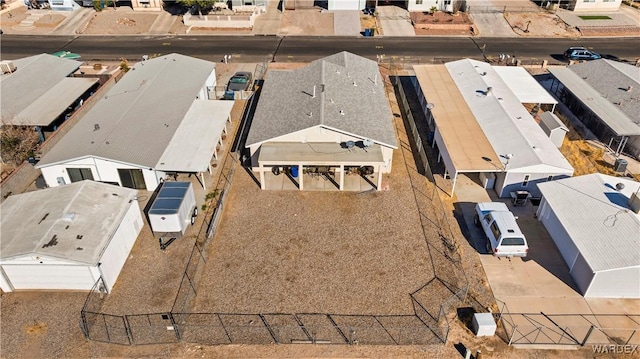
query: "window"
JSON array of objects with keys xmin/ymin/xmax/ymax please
[
  {"xmin": 583, "ymin": 0, "xmax": 595, "ymax": 2},
  {"xmin": 490, "ymin": 222, "xmax": 501, "ymax": 241},
  {"xmin": 603, "ymin": 0, "xmax": 614, "ymax": 2},
  {"xmin": 522, "ymin": 174, "xmax": 530, "ymax": 187},
  {"xmin": 118, "ymin": 169, "xmax": 146, "ymax": 189},
  {"xmin": 416, "ymin": 0, "xmax": 423, "ymax": 4},
  {"xmin": 500, "ymin": 237, "xmax": 525, "ymax": 246},
  {"xmin": 67, "ymin": 168, "xmax": 94, "ymax": 182},
  {"xmin": 484, "ymin": 213, "xmax": 492, "ymax": 225}
]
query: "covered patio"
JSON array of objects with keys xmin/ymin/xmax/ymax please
[{"xmin": 256, "ymin": 142, "xmax": 386, "ymax": 191}]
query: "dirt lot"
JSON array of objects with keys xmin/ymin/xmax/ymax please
[
  {"xmin": 81, "ymin": 8, "xmax": 158, "ymax": 35},
  {"xmin": 280, "ymin": 8, "xmax": 334, "ymax": 35},
  {"xmin": 504, "ymin": 11, "xmax": 581, "ymax": 37}
]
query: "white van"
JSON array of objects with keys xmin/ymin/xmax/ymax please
[{"xmin": 474, "ymin": 202, "xmax": 528, "ymax": 258}]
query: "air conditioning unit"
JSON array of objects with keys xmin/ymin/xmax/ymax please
[{"xmin": 0, "ymin": 61, "xmax": 16, "ymax": 74}]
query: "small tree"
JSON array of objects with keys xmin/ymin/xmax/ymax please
[
  {"xmin": 0, "ymin": 122, "xmax": 40, "ymax": 166},
  {"xmin": 430, "ymin": 5, "xmax": 438, "ymax": 14},
  {"xmin": 177, "ymin": 0, "xmax": 217, "ymax": 16}
]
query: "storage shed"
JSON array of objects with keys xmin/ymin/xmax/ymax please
[
  {"xmin": 148, "ymin": 182, "xmax": 196, "ymax": 235},
  {"xmin": 0, "ymin": 181, "xmax": 143, "ymax": 293},
  {"xmin": 538, "ymin": 111, "xmax": 569, "ymax": 148},
  {"xmin": 537, "ymin": 174, "xmax": 640, "ymax": 298}
]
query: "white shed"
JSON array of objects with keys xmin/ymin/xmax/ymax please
[
  {"xmin": 538, "ymin": 111, "xmax": 569, "ymax": 148},
  {"xmin": 537, "ymin": 174, "xmax": 640, "ymax": 298},
  {"xmin": 0, "ymin": 181, "xmax": 143, "ymax": 293}
]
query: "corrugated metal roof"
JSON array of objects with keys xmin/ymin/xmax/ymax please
[
  {"xmin": 0, "ymin": 181, "xmax": 138, "ymax": 265},
  {"xmin": 548, "ymin": 59, "xmax": 640, "ymax": 136},
  {"xmin": 538, "ymin": 174, "xmax": 640, "ymax": 272},
  {"xmin": 13, "ymin": 78, "xmax": 98, "ymax": 126},
  {"xmin": 446, "ymin": 59, "xmax": 573, "ymax": 173},
  {"xmin": 156, "ymin": 100, "xmax": 233, "ymax": 172},
  {"xmin": 493, "ymin": 66, "xmax": 557, "ymax": 105},
  {"xmin": 413, "ymin": 64, "xmax": 502, "ymax": 172},
  {"xmin": 1, "ymin": 54, "xmax": 82, "ymax": 123},
  {"xmin": 246, "ymin": 51, "xmax": 397, "ymax": 149},
  {"xmin": 36, "ymin": 54, "xmax": 216, "ymax": 169}
]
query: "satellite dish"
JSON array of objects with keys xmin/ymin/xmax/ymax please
[
  {"xmin": 363, "ymin": 139, "xmax": 374, "ymax": 147},
  {"xmin": 272, "ymin": 166, "xmax": 281, "ymax": 176},
  {"xmin": 616, "ymin": 183, "xmax": 625, "ymax": 191},
  {"xmin": 345, "ymin": 141, "xmax": 355, "ymax": 149}
]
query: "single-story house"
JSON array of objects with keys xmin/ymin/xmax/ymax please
[
  {"xmin": 0, "ymin": 54, "xmax": 99, "ymax": 142},
  {"xmin": 47, "ymin": 0, "xmax": 79, "ymax": 11},
  {"xmin": 326, "ymin": 0, "xmax": 453, "ymax": 12},
  {"xmin": 36, "ymin": 53, "xmax": 233, "ymax": 191},
  {"xmin": 537, "ymin": 174, "xmax": 640, "ymax": 298},
  {"xmin": 0, "ymin": 180, "xmax": 143, "ymax": 293},
  {"xmin": 567, "ymin": 0, "xmax": 622, "ymax": 12},
  {"xmin": 547, "ymin": 59, "xmax": 640, "ymax": 158},
  {"xmin": 246, "ymin": 51, "xmax": 398, "ymax": 191},
  {"xmin": 413, "ymin": 59, "xmax": 573, "ymax": 198}
]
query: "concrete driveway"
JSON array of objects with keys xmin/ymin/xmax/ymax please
[
  {"xmin": 466, "ymin": 0, "xmax": 539, "ymax": 38},
  {"xmin": 376, "ymin": 5, "xmax": 415, "ymax": 36},
  {"xmin": 333, "ymin": 10, "xmax": 361, "ymax": 36},
  {"xmin": 453, "ymin": 173, "xmax": 640, "ymax": 346}
]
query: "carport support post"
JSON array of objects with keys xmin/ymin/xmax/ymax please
[
  {"xmin": 339, "ymin": 165, "xmax": 344, "ymax": 190},
  {"xmin": 451, "ymin": 172, "xmax": 458, "ymax": 197},
  {"xmin": 377, "ymin": 165, "xmax": 383, "ymax": 190},
  {"xmin": 298, "ymin": 164, "xmax": 303, "ymax": 190},
  {"xmin": 259, "ymin": 164, "xmax": 265, "ymax": 190},
  {"xmin": 200, "ymin": 172, "xmax": 206, "ymax": 190}
]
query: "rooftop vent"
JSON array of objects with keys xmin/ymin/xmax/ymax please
[
  {"xmin": 94, "ymin": 124, "xmax": 100, "ymax": 131},
  {"xmin": 486, "ymin": 87, "xmax": 493, "ymax": 96},
  {"xmin": 339, "ymin": 110, "xmax": 345, "ymax": 116},
  {"xmin": 627, "ymin": 86, "xmax": 633, "ymax": 92},
  {"xmin": 62, "ymin": 213, "xmax": 76, "ymax": 222},
  {"xmin": 0, "ymin": 60, "xmax": 16, "ymax": 74},
  {"xmin": 615, "ymin": 182, "xmax": 625, "ymax": 191}
]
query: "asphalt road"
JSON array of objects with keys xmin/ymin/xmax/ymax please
[{"xmin": 1, "ymin": 35, "xmax": 639, "ymax": 64}]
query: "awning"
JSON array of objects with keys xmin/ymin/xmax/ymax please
[
  {"xmin": 156, "ymin": 100, "xmax": 234, "ymax": 172},
  {"xmin": 493, "ymin": 66, "xmax": 558, "ymax": 105},
  {"xmin": 258, "ymin": 142, "xmax": 384, "ymax": 165},
  {"xmin": 12, "ymin": 78, "xmax": 98, "ymax": 126},
  {"xmin": 413, "ymin": 65, "xmax": 502, "ymax": 173}
]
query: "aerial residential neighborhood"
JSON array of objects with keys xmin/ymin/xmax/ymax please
[{"xmin": 1, "ymin": 0, "xmax": 639, "ymax": 358}]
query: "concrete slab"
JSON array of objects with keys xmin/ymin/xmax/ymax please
[
  {"xmin": 468, "ymin": 12, "xmax": 517, "ymax": 38},
  {"xmin": 332, "ymin": 10, "xmax": 360, "ymax": 36},
  {"xmin": 252, "ymin": 0, "xmax": 282, "ymax": 35},
  {"xmin": 376, "ymin": 5, "xmax": 414, "ymax": 37}
]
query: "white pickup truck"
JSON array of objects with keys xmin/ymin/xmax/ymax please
[{"xmin": 474, "ymin": 202, "xmax": 528, "ymax": 258}]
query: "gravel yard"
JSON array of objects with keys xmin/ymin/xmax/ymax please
[{"xmin": 82, "ymin": 8, "xmax": 158, "ymax": 35}]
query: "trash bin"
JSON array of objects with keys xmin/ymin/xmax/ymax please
[
  {"xmin": 614, "ymin": 158, "xmax": 628, "ymax": 172},
  {"xmin": 290, "ymin": 166, "xmax": 299, "ymax": 178},
  {"xmin": 364, "ymin": 28, "xmax": 371, "ymax": 37}
]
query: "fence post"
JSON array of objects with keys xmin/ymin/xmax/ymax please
[
  {"xmin": 508, "ymin": 324, "xmax": 517, "ymax": 345},
  {"xmin": 581, "ymin": 325, "xmax": 594, "ymax": 346},
  {"xmin": 123, "ymin": 315, "xmax": 133, "ymax": 345},
  {"xmin": 168, "ymin": 313, "xmax": 181, "ymax": 341}
]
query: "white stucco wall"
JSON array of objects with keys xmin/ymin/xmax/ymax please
[
  {"xmin": 39, "ymin": 157, "xmax": 160, "ymax": 191},
  {"xmin": 98, "ymin": 201, "xmax": 143, "ymax": 292},
  {"xmin": 248, "ymin": 125, "xmax": 395, "ymax": 173},
  {"xmin": 586, "ymin": 266, "xmax": 640, "ymax": 298},
  {"xmin": 407, "ymin": 0, "xmax": 452, "ymax": 12},
  {"xmin": 571, "ymin": 0, "xmax": 621, "ymax": 12},
  {"xmin": 328, "ymin": 0, "xmax": 365, "ymax": 10}
]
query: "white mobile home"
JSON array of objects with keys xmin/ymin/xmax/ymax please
[
  {"xmin": 413, "ymin": 59, "xmax": 572, "ymax": 198},
  {"xmin": 36, "ymin": 54, "xmax": 233, "ymax": 191}
]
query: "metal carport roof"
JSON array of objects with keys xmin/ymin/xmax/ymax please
[
  {"xmin": 493, "ymin": 66, "xmax": 558, "ymax": 105},
  {"xmin": 12, "ymin": 78, "xmax": 98, "ymax": 126},
  {"xmin": 413, "ymin": 64, "xmax": 502, "ymax": 174}
]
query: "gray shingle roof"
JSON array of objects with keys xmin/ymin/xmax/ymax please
[
  {"xmin": 548, "ymin": 59, "xmax": 640, "ymax": 136},
  {"xmin": 246, "ymin": 51, "xmax": 397, "ymax": 149},
  {"xmin": 1, "ymin": 54, "xmax": 82, "ymax": 123},
  {"xmin": 538, "ymin": 174, "xmax": 640, "ymax": 272},
  {"xmin": 37, "ymin": 54, "xmax": 216, "ymax": 168}
]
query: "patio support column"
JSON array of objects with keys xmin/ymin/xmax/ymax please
[
  {"xmin": 298, "ymin": 164, "xmax": 303, "ymax": 190},
  {"xmin": 551, "ymin": 103, "xmax": 556, "ymax": 113},
  {"xmin": 339, "ymin": 165, "xmax": 344, "ymax": 190},
  {"xmin": 377, "ymin": 164, "xmax": 383, "ymax": 191},
  {"xmin": 450, "ymin": 171, "xmax": 458, "ymax": 198},
  {"xmin": 259, "ymin": 164, "xmax": 265, "ymax": 190},
  {"xmin": 208, "ymin": 163, "xmax": 212, "ymax": 175},
  {"xmin": 200, "ymin": 172, "xmax": 206, "ymax": 190},
  {"xmin": 437, "ymin": 152, "xmax": 442, "ymax": 163}
]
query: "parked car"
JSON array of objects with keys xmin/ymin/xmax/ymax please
[
  {"xmin": 563, "ymin": 47, "xmax": 601, "ymax": 61},
  {"xmin": 474, "ymin": 202, "xmax": 529, "ymax": 258},
  {"xmin": 223, "ymin": 72, "xmax": 252, "ymax": 100}
]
